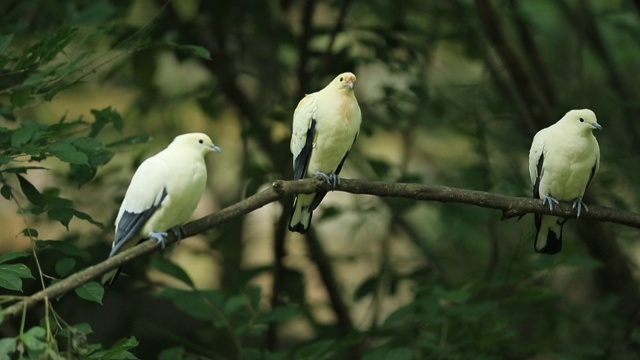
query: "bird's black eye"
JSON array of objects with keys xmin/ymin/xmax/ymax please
[
  {"xmin": 579, "ymin": 118, "xmax": 584, "ymax": 122},
  {"xmin": 339, "ymin": 77, "xmax": 343, "ymax": 82},
  {"xmin": 199, "ymin": 139, "xmax": 204, "ymax": 144}
]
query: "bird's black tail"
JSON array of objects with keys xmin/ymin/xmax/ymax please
[{"xmin": 534, "ymin": 216, "xmax": 565, "ymax": 254}]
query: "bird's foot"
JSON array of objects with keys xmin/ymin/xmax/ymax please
[
  {"xmin": 150, "ymin": 231, "xmax": 169, "ymax": 249},
  {"xmin": 314, "ymin": 171, "xmax": 340, "ymax": 189},
  {"xmin": 572, "ymin": 198, "xmax": 589, "ymax": 218},
  {"xmin": 542, "ymin": 196, "xmax": 560, "ymax": 211},
  {"xmin": 169, "ymin": 226, "xmax": 186, "ymax": 243}
]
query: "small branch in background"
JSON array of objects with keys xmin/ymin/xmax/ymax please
[
  {"xmin": 306, "ymin": 229, "xmax": 354, "ymax": 331},
  {"xmin": 4, "ymin": 176, "xmax": 640, "ymax": 320},
  {"xmin": 474, "ymin": 0, "xmax": 553, "ymax": 127},
  {"xmin": 320, "ymin": 0, "xmax": 355, "ymax": 76},
  {"xmin": 296, "ymin": 0, "xmax": 318, "ymax": 100},
  {"xmin": 507, "ymin": 0, "xmax": 557, "ymax": 108}
]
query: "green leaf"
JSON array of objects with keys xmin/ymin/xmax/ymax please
[
  {"xmin": 10, "ymin": 88, "xmax": 31, "ymax": 107},
  {"xmin": 58, "ymin": 323, "xmax": 94, "ymax": 337},
  {"xmin": 0, "ymin": 337, "xmax": 17, "ymax": 356},
  {"xmin": 11, "ymin": 125, "xmax": 36, "ymax": 146},
  {"xmin": 157, "ymin": 288, "xmax": 224, "ymax": 323},
  {"xmin": 49, "ymin": 142, "xmax": 89, "ymax": 164},
  {"xmin": 158, "ymin": 347, "xmax": 186, "ymax": 360},
  {"xmin": 16, "ymin": 174, "xmax": 45, "ymax": 207},
  {"xmin": 89, "ymin": 336, "xmax": 139, "ymax": 359},
  {"xmin": 150, "ymin": 257, "xmax": 194, "ymax": 287},
  {"xmin": 35, "ymin": 240, "xmax": 87, "ymax": 258},
  {"xmin": 256, "ymin": 306, "xmax": 301, "ymax": 324},
  {"xmin": 169, "ymin": 43, "xmax": 212, "ymax": 60},
  {"xmin": 0, "ymin": 34, "xmax": 13, "ymax": 54},
  {"xmin": 55, "ymin": 258, "xmax": 76, "ymax": 277},
  {"xmin": 1, "ymin": 185, "xmax": 12, "ymax": 200},
  {"xmin": 21, "ymin": 228, "xmax": 38, "ymax": 238},
  {"xmin": 0, "ymin": 251, "xmax": 30, "ymax": 264},
  {"xmin": 106, "ymin": 134, "xmax": 151, "ymax": 148},
  {"xmin": 69, "ymin": 164, "xmax": 98, "ymax": 185},
  {"xmin": 0, "ymin": 337, "xmax": 18, "ymax": 359},
  {"xmin": 383, "ymin": 347, "xmax": 413, "ymax": 360},
  {"xmin": 90, "ymin": 107, "xmax": 124, "ymax": 136},
  {"xmin": 19, "ymin": 326, "xmax": 47, "ymax": 351},
  {"xmin": 74, "ymin": 281, "xmax": 104, "ymax": 305},
  {"xmin": 354, "ymin": 276, "xmax": 378, "ymax": 301},
  {"xmin": 0, "ymin": 263, "xmax": 34, "ymax": 279},
  {"xmin": 296, "ymin": 340, "xmax": 337, "ymax": 359},
  {"xmin": 48, "ymin": 207, "xmax": 74, "ymax": 228},
  {"xmin": 0, "ymin": 272, "xmax": 22, "ymax": 291},
  {"xmin": 224, "ymin": 294, "xmax": 248, "ymax": 315},
  {"xmin": 72, "ymin": 209, "xmax": 104, "ymax": 228}
]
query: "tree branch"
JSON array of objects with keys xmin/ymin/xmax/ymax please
[
  {"xmin": 474, "ymin": 0, "xmax": 554, "ymax": 127},
  {"xmin": 4, "ymin": 177, "xmax": 640, "ymax": 320}
]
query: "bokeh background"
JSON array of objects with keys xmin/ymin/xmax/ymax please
[{"xmin": 2, "ymin": 0, "xmax": 640, "ymax": 358}]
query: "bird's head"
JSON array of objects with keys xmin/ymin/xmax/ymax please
[
  {"xmin": 171, "ymin": 133, "xmax": 222, "ymax": 155},
  {"xmin": 560, "ymin": 109, "xmax": 602, "ymax": 133},
  {"xmin": 331, "ymin": 72, "xmax": 357, "ymax": 92}
]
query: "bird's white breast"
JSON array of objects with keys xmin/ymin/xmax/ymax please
[
  {"xmin": 537, "ymin": 130, "xmax": 598, "ymax": 201},
  {"xmin": 307, "ymin": 92, "xmax": 361, "ymax": 174},
  {"xmin": 142, "ymin": 152, "xmax": 208, "ymax": 235}
]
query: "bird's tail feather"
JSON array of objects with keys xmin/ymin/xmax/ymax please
[
  {"xmin": 289, "ymin": 195, "xmax": 313, "ymax": 233},
  {"xmin": 535, "ymin": 216, "xmax": 564, "ymax": 254},
  {"xmin": 101, "ymin": 267, "xmax": 122, "ymax": 287}
]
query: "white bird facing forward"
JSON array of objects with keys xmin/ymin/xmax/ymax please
[
  {"xmin": 289, "ymin": 72, "xmax": 362, "ymax": 233},
  {"xmin": 103, "ymin": 133, "xmax": 221, "ymax": 285},
  {"xmin": 528, "ymin": 109, "xmax": 601, "ymax": 254}
]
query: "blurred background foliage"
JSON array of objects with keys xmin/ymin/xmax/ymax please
[{"xmin": 1, "ymin": 0, "xmax": 640, "ymax": 358}]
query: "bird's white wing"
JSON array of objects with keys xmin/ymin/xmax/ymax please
[
  {"xmin": 111, "ymin": 156, "xmax": 170, "ymax": 256},
  {"xmin": 291, "ymin": 93, "xmax": 318, "ymax": 180},
  {"xmin": 528, "ymin": 129, "xmax": 547, "ymax": 194}
]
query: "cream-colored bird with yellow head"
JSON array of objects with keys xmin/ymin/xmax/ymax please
[
  {"xmin": 529, "ymin": 109, "xmax": 601, "ymax": 254},
  {"xmin": 102, "ymin": 133, "xmax": 221, "ymax": 285},
  {"xmin": 289, "ymin": 72, "xmax": 362, "ymax": 233}
]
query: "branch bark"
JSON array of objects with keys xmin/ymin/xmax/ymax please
[{"xmin": 4, "ymin": 177, "xmax": 640, "ymax": 320}]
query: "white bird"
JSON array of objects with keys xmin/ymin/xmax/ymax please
[
  {"xmin": 102, "ymin": 133, "xmax": 221, "ymax": 285},
  {"xmin": 528, "ymin": 109, "xmax": 601, "ymax": 254},
  {"xmin": 289, "ymin": 72, "xmax": 362, "ymax": 233}
]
